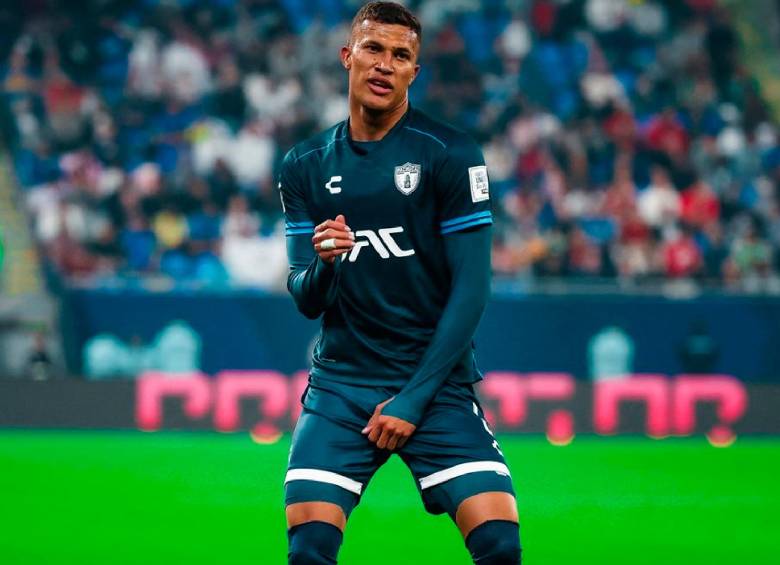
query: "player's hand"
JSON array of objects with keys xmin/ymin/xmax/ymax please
[
  {"xmin": 362, "ymin": 398, "xmax": 416, "ymax": 451},
  {"xmin": 312, "ymin": 214, "xmax": 354, "ymax": 263}
]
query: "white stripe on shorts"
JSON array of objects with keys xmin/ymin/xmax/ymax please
[
  {"xmin": 418, "ymin": 461, "xmax": 511, "ymax": 490},
  {"xmin": 285, "ymin": 468, "xmax": 363, "ymax": 495}
]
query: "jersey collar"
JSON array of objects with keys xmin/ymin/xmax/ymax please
[{"xmin": 343, "ymin": 104, "xmax": 413, "ymax": 156}]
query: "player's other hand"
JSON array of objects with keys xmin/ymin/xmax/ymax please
[
  {"xmin": 312, "ymin": 214, "xmax": 355, "ymax": 263},
  {"xmin": 362, "ymin": 398, "xmax": 416, "ymax": 451}
]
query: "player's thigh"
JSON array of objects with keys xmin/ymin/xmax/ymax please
[
  {"xmin": 286, "ymin": 501, "xmax": 347, "ymax": 530},
  {"xmin": 401, "ymin": 385, "xmax": 517, "ymax": 521},
  {"xmin": 285, "ymin": 391, "xmax": 389, "ymax": 523},
  {"xmin": 455, "ymin": 491, "xmax": 519, "ymax": 538}
]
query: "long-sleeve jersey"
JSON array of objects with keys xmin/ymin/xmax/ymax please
[{"xmin": 280, "ymin": 106, "xmax": 493, "ymax": 424}]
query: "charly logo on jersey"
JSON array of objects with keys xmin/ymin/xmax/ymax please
[
  {"xmin": 325, "ymin": 175, "xmax": 342, "ymax": 194},
  {"xmin": 347, "ymin": 226, "xmax": 415, "ymax": 262},
  {"xmin": 394, "ymin": 162, "xmax": 421, "ymax": 195}
]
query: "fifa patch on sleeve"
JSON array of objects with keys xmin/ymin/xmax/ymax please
[{"xmin": 468, "ymin": 166, "xmax": 490, "ymax": 203}]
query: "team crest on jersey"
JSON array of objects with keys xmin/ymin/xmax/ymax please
[{"xmin": 394, "ymin": 162, "xmax": 421, "ymax": 195}]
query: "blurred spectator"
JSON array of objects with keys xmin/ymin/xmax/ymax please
[
  {"xmin": 120, "ymin": 213, "xmax": 156, "ymax": 272},
  {"xmin": 728, "ymin": 221, "xmax": 778, "ymax": 292},
  {"xmin": 153, "ymin": 200, "xmax": 187, "ymax": 246},
  {"xmin": 680, "ymin": 178, "xmax": 720, "ymax": 228},
  {"xmin": 25, "ymin": 331, "xmax": 54, "ymax": 381},
  {"xmin": 661, "ymin": 225, "xmax": 702, "ymax": 278},
  {"xmin": 645, "ymin": 107, "xmax": 691, "ymax": 160},
  {"xmin": 615, "ymin": 209, "xmax": 655, "ymax": 279},
  {"xmin": 567, "ymin": 225, "xmax": 602, "ymax": 277},
  {"xmin": 160, "ymin": 24, "xmax": 211, "ymax": 104},
  {"xmin": 699, "ymin": 222, "xmax": 730, "ymax": 281},
  {"xmin": 221, "ymin": 194, "xmax": 287, "ymax": 288},
  {"xmin": 638, "ymin": 166, "xmax": 681, "ymax": 228}
]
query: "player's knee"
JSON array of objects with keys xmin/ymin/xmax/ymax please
[
  {"xmin": 486, "ymin": 534, "xmax": 522, "ymax": 565},
  {"xmin": 465, "ymin": 520, "xmax": 521, "ymax": 565},
  {"xmin": 287, "ymin": 521, "xmax": 343, "ymax": 565}
]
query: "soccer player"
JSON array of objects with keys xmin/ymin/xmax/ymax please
[{"xmin": 279, "ymin": 3, "xmax": 520, "ymax": 563}]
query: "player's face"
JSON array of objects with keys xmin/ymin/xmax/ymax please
[{"xmin": 341, "ymin": 20, "xmax": 420, "ymax": 113}]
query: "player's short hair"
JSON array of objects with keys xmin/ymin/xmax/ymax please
[{"xmin": 350, "ymin": 2, "xmax": 422, "ymax": 45}]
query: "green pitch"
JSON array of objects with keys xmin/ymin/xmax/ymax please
[{"xmin": 1, "ymin": 432, "xmax": 778, "ymax": 565}]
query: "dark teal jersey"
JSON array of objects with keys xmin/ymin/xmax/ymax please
[{"xmin": 279, "ymin": 107, "xmax": 492, "ymax": 388}]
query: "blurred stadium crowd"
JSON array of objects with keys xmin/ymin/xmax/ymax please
[{"xmin": 2, "ymin": 0, "xmax": 780, "ymax": 292}]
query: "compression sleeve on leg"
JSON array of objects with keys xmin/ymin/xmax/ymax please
[
  {"xmin": 465, "ymin": 520, "xmax": 521, "ymax": 565},
  {"xmin": 288, "ymin": 521, "xmax": 344, "ymax": 565}
]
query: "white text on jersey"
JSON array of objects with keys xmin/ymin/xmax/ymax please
[{"xmin": 347, "ymin": 227, "xmax": 415, "ymax": 262}]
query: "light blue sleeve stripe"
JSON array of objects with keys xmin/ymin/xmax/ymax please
[
  {"xmin": 286, "ymin": 220, "xmax": 314, "ymax": 228},
  {"xmin": 440, "ymin": 217, "xmax": 492, "ymax": 235},
  {"xmin": 440, "ymin": 210, "xmax": 492, "ymax": 228},
  {"xmin": 285, "ymin": 228, "xmax": 315, "ymax": 236}
]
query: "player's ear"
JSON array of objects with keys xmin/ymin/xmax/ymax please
[
  {"xmin": 341, "ymin": 45, "xmax": 352, "ymax": 70},
  {"xmin": 410, "ymin": 63, "xmax": 421, "ymax": 84}
]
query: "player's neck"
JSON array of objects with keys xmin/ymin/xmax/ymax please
[{"xmin": 349, "ymin": 98, "xmax": 408, "ymax": 142}]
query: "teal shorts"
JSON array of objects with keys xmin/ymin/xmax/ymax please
[{"xmin": 284, "ymin": 379, "xmax": 515, "ymax": 519}]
